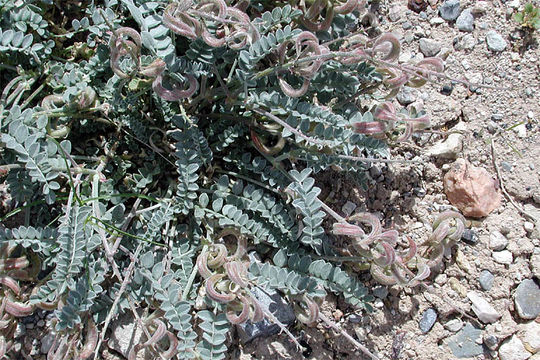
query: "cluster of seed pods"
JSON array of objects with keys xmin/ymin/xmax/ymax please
[
  {"xmin": 163, "ymin": 0, "xmax": 259, "ymax": 50},
  {"xmin": 108, "ymin": 27, "xmax": 197, "ymax": 101},
  {"xmin": 353, "ymin": 101, "xmax": 431, "ymax": 141},
  {"xmin": 197, "ymin": 229, "xmax": 320, "ymax": 326},
  {"xmin": 333, "ymin": 210, "xmax": 465, "ymax": 286},
  {"xmin": 46, "ymin": 319, "xmax": 99, "ymax": 360},
  {"xmin": 127, "ymin": 319, "xmax": 178, "ymax": 360},
  {"xmin": 300, "ymin": 0, "xmax": 366, "ymax": 32},
  {"xmin": 0, "ymin": 245, "xmax": 39, "ymax": 357},
  {"xmin": 196, "ymin": 229, "xmax": 264, "ymax": 325}
]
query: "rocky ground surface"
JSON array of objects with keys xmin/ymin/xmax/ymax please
[{"xmin": 9, "ymin": 0, "xmax": 540, "ymax": 359}]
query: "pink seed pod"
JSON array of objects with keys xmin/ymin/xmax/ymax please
[
  {"xmin": 332, "ymin": 222, "xmax": 365, "ymax": 237},
  {"xmin": 335, "ymin": 0, "xmax": 365, "ymax": 14},
  {"xmin": 373, "ymin": 242, "xmax": 396, "ymax": 267},
  {"xmin": 77, "ymin": 318, "xmax": 97, "ymax": 360},
  {"xmin": 139, "ymin": 59, "xmax": 166, "ymax": 78},
  {"xmin": 196, "ymin": 250, "xmax": 213, "ymax": 279},
  {"xmin": 398, "ymin": 237, "xmax": 418, "ymax": 264},
  {"xmin": 152, "ymin": 73, "xmax": 198, "ymax": 101},
  {"xmin": 206, "ymin": 274, "xmax": 236, "ymax": 303},
  {"xmin": 249, "ymin": 296, "xmax": 264, "ymax": 323},
  {"xmin": 301, "ymin": 0, "xmax": 335, "ymax": 32},
  {"xmin": 278, "ymin": 76, "xmax": 310, "ymax": 98},
  {"xmin": 224, "ymin": 261, "xmax": 249, "ymax": 287},
  {"xmin": 224, "ymin": 7, "xmax": 259, "ymax": 49},
  {"xmin": 206, "ymin": 244, "xmax": 228, "ymax": 267},
  {"xmin": 4, "ymin": 299, "xmax": 33, "ymax": 317},
  {"xmin": 352, "ymin": 121, "xmax": 386, "ymax": 135},
  {"xmin": 0, "ymin": 276, "xmax": 20, "ymax": 295},
  {"xmin": 371, "ymin": 33, "xmax": 401, "ymax": 62},
  {"xmin": 374, "ymin": 102, "xmax": 398, "ymax": 122},
  {"xmin": 295, "ymin": 294, "xmax": 319, "ymax": 325},
  {"xmin": 163, "ymin": 4, "xmax": 201, "ymax": 40},
  {"xmin": 226, "ymin": 294, "xmax": 250, "ymax": 324},
  {"xmin": 407, "ymin": 57, "xmax": 445, "ymax": 88}
]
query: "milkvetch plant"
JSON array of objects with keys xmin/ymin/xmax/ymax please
[{"xmin": 0, "ymin": 0, "xmax": 465, "ymax": 359}]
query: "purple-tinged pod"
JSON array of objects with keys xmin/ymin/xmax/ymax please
[
  {"xmin": 206, "ymin": 244, "xmax": 228, "ymax": 267},
  {"xmin": 224, "ymin": 261, "xmax": 249, "ymax": 287},
  {"xmin": 348, "ymin": 213, "xmax": 382, "ymax": 242},
  {"xmin": 301, "ymin": 1, "xmax": 335, "ymax": 32},
  {"xmin": 143, "ymin": 319, "xmax": 166, "ymax": 347},
  {"xmin": 374, "ymin": 102, "xmax": 398, "ymax": 122},
  {"xmin": 226, "ymin": 294, "xmax": 250, "ymax": 324},
  {"xmin": 353, "ymin": 121, "xmax": 386, "ymax": 135},
  {"xmin": 373, "ymin": 242, "xmax": 396, "ymax": 267},
  {"xmin": 249, "ymin": 296, "xmax": 264, "ymax": 323},
  {"xmin": 278, "ymin": 77, "xmax": 310, "ymax": 98},
  {"xmin": 0, "ymin": 276, "xmax": 20, "ymax": 295},
  {"xmin": 335, "ymin": 0, "xmax": 362, "ymax": 14},
  {"xmin": 163, "ymin": 4, "xmax": 201, "ymax": 40},
  {"xmin": 370, "ymin": 264, "xmax": 398, "ymax": 285},
  {"xmin": 140, "ymin": 59, "xmax": 166, "ymax": 78},
  {"xmin": 407, "ymin": 57, "xmax": 445, "ymax": 88},
  {"xmin": 77, "ymin": 318, "xmax": 97, "ymax": 360},
  {"xmin": 425, "ymin": 243, "xmax": 445, "ymax": 268},
  {"xmin": 371, "ymin": 33, "xmax": 401, "ymax": 61},
  {"xmin": 295, "ymin": 294, "xmax": 319, "ymax": 325},
  {"xmin": 218, "ymin": 228, "xmax": 247, "ymax": 260},
  {"xmin": 206, "ymin": 274, "xmax": 236, "ymax": 303},
  {"xmin": 399, "ymin": 237, "xmax": 418, "ymax": 264},
  {"xmin": 152, "ymin": 73, "xmax": 198, "ymax": 101},
  {"xmin": 224, "ymin": 7, "xmax": 259, "ymax": 49},
  {"xmin": 4, "ymin": 299, "xmax": 33, "ymax": 317},
  {"xmin": 196, "ymin": 251, "xmax": 213, "ymax": 279},
  {"xmin": 409, "ymin": 262, "xmax": 431, "ymax": 286},
  {"xmin": 332, "ymin": 222, "xmax": 365, "ymax": 237},
  {"xmin": 161, "ymin": 331, "xmax": 179, "ymax": 359}
]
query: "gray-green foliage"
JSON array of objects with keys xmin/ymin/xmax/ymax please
[{"xmin": 0, "ymin": 0, "xmax": 405, "ymax": 358}]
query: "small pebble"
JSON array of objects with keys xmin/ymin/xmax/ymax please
[
  {"xmin": 491, "ymin": 113, "xmax": 504, "ymax": 121},
  {"xmin": 445, "ymin": 318, "xmax": 464, "ymax": 332},
  {"xmin": 373, "ymin": 286, "xmax": 389, "ymax": 299},
  {"xmin": 492, "ymin": 250, "xmax": 513, "ymax": 265},
  {"xmin": 500, "ymin": 161, "xmax": 512, "ymax": 172},
  {"xmin": 419, "ymin": 308, "xmax": 437, "ymax": 333},
  {"xmin": 524, "ymin": 222, "xmax": 534, "ymax": 233},
  {"xmin": 514, "ymin": 279, "xmax": 540, "ymax": 319},
  {"xmin": 478, "ymin": 270, "xmax": 495, "ymax": 291},
  {"xmin": 483, "ymin": 334, "xmax": 499, "ymax": 351},
  {"xmin": 461, "ymin": 229, "xmax": 479, "ymax": 245},
  {"xmin": 440, "ymin": 84, "xmax": 453, "ymax": 95}
]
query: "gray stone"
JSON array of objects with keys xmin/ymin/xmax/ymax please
[
  {"xmin": 493, "ymin": 250, "xmax": 513, "ymax": 265},
  {"xmin": 41, "ymin": 332, "xmax": 55, "ymax": 354},
  {"xmin": 444, "ymin": 318, "xmax": 464, "ymax": 332},
  {"xmin": 426, "ymin": 133, "xmax": 463, "ymax": 158},
  {"xmin": 499, "ymin": 335, "xmax": 531, "ymax": 360},
  {"xmin": 439, "ymin": 0, "xmax": 461, "ymax": 21},
  {"xmin": 501, "ymin": 161, "xmax": 513, "ymax": 172},
  {"xmin": 447, "ymin": 323, "xmax": 484, "ymax": 358},
  {"xmin": 467, "ymin": 291, "xmax": 501, "ymax": 323},
  {"xmin": 430, "ymin": 17, "xmax": 445, "ymax": 25},
  {"xmin": 479, "ymin": 270, "xmax": 495, "ymax": 291},
  {"xmin": 372, "ymin": 286, "xmax": 388, "ymax": 299},
  {"xmin": 514, "ymin": 279, "xmax": 540, "ymax": 320},
  {"xmin": 456, "ymin": 9, "xmax": 474, "ymax": 32},
  {"xmin": 461, "ymin": 229, "xmax": 479, "ymax": 245},
  {"xmin": 419, "ymin": 38, "xmax": 442, "ymax": 57},
  {"xmin": 492, "ymin": 113, "xmax": 504, "ymax": 121},
  {"xmin": 237, "ymin": 286, "xmax": 296, "ymax": 343},
  {"xmin": 419, "ymin": 308, "xmax": 437, "ymax": 333},
  {"xmin": 487, "ymin": 30, "xmax": 507, "ymax": 52},
  {"xmin": 402, "ymin": 21, "xmax": 412, "ymax": 30},
  {"xmin": 397, "ymin": 86, "xmax": 416, "ymax": 105},
  {"xmin": 455, "ymin": 34, "xmax": 476, "ymax": 50},
  {"xmin": 489, "ymin": 230, "xmax": 509, "ymax": 251},
  {"xmin": 484, "ymin": 334, "xmax": 500, "ymax": 351},
  {"xmin": 341, "ymin": 201, "xmax": 357, "ymax": 216}
]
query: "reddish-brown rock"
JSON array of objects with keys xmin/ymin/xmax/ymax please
[{"xmin": 443, "ymin": 159, "xmax": 502, "ymax": 218}]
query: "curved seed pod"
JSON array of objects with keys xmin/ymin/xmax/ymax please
[
  {"xmin": 128, "ymin": 344, "xmax": 145, "ymax": 360},
  {"xmin": 395, "ymin": 123, "xmax": 414, "ymax": 142},
  {"xmin": 249, "ymin": 296, "xmax": 264, "ymax": 323},
  {"xmin": 206, "ymin": 274, "xmax": 236, "ymax": 303},
  {"xmin": 143, "ymin": 319, "xmax": 166, "ymax": 347},
  {"xmin": 407, "ymin": 57, "xmax": 445, "ymax": 87},
  {"xmin": 335, "ymin": 0, "xmax": 362, "ymax": 14},
  {"xmin": 373, "ymin": 242, "xmax": 396, "ymax": 267},
  {"xmin": 374, "ymin": 102, "xmax": 397, "ymax": 122},
  {"xmin": 425, "ymin": 243, "xmax": 444, "ymax": 268},
  {"xmin": 427, "ymin": 221, "xmax": 451, "ymax": 245},
  {"xmin": 399, "ymin": 237, "xmax": 417, "ymax": 264},
  {"xmin": 224, "ymin": 261, "xmax": 249, "ymax": 287},
  {"xmin": 206, "ymin": 244, "xmax": 228, "ymax": 267},
  {"xmin": 114, "ymin": 27, "xmax": 142, "ymax": 48},
  {"xmin": 197, "ymin": 0, "xmax": 228, "ymax": 47},
  {"xmin": 374, "ymin": 230, "xmax": 399, "ymax": 246},
  {"xmin": 353, "ymin": 121, "xmax": 386, "ymax": 135},
  {"xmin": 432, "ymin": 211, "xmax": 465, "ymax": 241},
  {"xmin": 404, "ymin": 114, "xmax": 430, "ymax": 131},
  {"xmin": 5, "ymin": 299, "xmax": 33, "ymax": 317},
  {"xmin": 0, "ymin": 336, "xmax": 5, "ymax": 359},
  {"xmin": 332, "ymin": 222, "xmax": 365, "ymax": 237},
  {"xmin": 371, "ymin": 33, "xmax": 400, "ymax": 61},
  {"xmin": 250, "ymin": 129, "xmax": 286, "ymax": 156},
  {"xmin": 0, "ymin": 276, "xmax": 20, "ymax": 295},
  {"xmin": 293, "ymin": 32, "xmax": 323, "ymax": 78},
  {"xmin": 196, "ymin": 250, "xmax": 213, "ymax": 279},
  {"xmin": 77, "ymin": 317, "xmax": 97, "ymax": 360},
  {"xmin": 140, "ymin": 58, "xmax": 166, "ymax": 78},
  {"xmin": 370, "ymin": 264, "xmax": 398, "ymax": 285},
  {"xmin": 48, "ymin": 336, "xmax": 68, "ymax": 360},
  {"xmin": 76, "ymin": 87, "xmax": 97, "ymax": 110},
  {"xmin": 302, "ymin": 2, "xmax": 335, "ymax": 32},
  {"xmin": 278, "ymin": 77, "xmax": 310, "ymax": 98},
  {"xmin": 163, "ymin": 4, "xmax": 201, "ymax": 39},
  {"xmin": 152, "ymin": 73, "xmax": 198, "ymax": 101},
  {"xmin": 226, "ymin": 294, "xmax": 250, "ymax": 324},
  {"xmin": 218, "ymin": 228, "xmax": 247, "ymax": 260},
  {"xmin": 409, "ymin": 262, "xmax": 431, "ymax": 286},
  {"xmin": 348, "ymin": 213, "xmax": 381, "ymax": 240},
  {"xmin": 110, "ymin": 28, "xmax": 142, "ymax": 78},
  {"xmin": 224, "ymin": 7, "xmax": 259, "ymax": 49},
  {"xmin": 161, "ymin": 331, "xmax": 179, "ymax": 359},
  {"xmin": 295, "ymin": 294, "xmax": 319, "ymax": 325}
]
